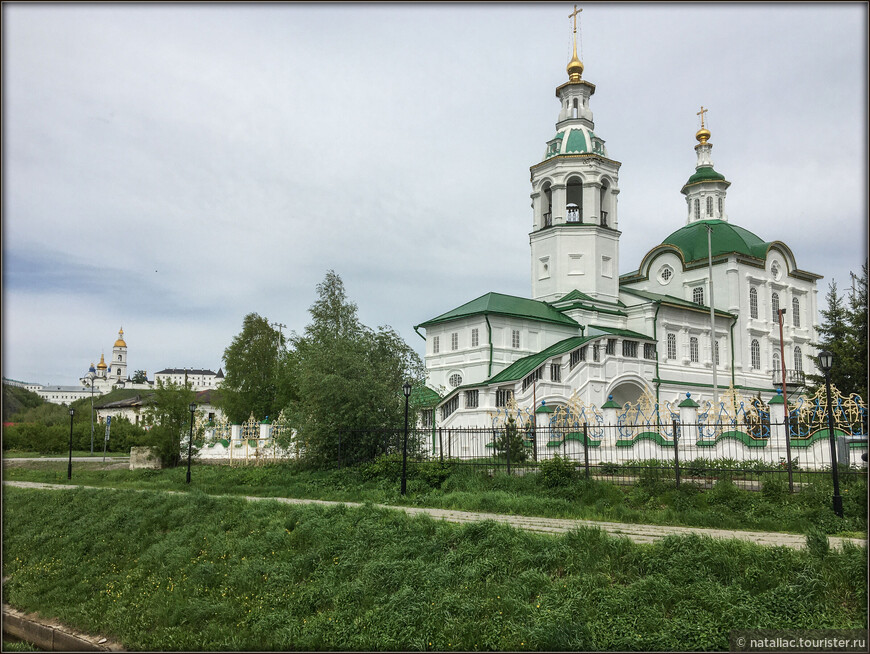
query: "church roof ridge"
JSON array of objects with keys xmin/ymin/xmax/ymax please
[{"xmin": 415, "ymin": 291, "xmax": 579, "ymax": 329}]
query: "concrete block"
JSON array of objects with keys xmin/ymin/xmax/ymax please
[{"xmin": 129, "ymin": 447, "xmax": 161, "ymax": 470}]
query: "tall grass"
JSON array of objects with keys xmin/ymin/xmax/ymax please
[
  {"xmin": 4, "ymin": 458, "xmax": 866, "ymax": 535},
  {"xmin": 3, "ymin": 486, "xmax": 866, "ymax": 651}
]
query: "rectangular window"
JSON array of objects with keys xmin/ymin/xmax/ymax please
[
  {"xmin": 644, "ymin": 343, "xmax": 656, "ymax": 360},
  {"xmin": 593, "ymin": 344, "xmax": 601, "ymax": 362},
  {"xmin": 667, "ymin": 333, "xmax": 677, "ymax": 360},
  {"xmin": 570, "ymin": 349, "xmax": 580, "ymax": 370},
  {"xmin": 605, "ymin": 339, "xmax": 616, "ymax": 355},
  {"xmin": 511, "ymin": 330, "xmax": 520, "ymax": 349},
  {"xmin": 433, "ymin": 336, "xmax": 439, "ymax": 354},
  {"xmin": 522, "ymin": 367, "xmax": 543, "ymax": 392},
  {"xmin": 690, "ymin": 337, "xmax": 699, "ymax": 363},
  {"xmin": 550, "ymin": 362, "xmax": 561, "ymax": 382},
  {"xmin": 496, "ymin": 388, "xmax": 513, "ymax": 407},
  {"xmin": 451, "ymin": 332, "xmax": 458, "ymax": 351},
  {"xmin": 464, "ymin": 390, "xmax": 479, "ymax": 409},
  {"xmin": 440, "ymin": 395, "xmax": 459, "ymax": 420},
  {"xmin": 421, "ymin": 409, "xmax": 433, "ymax": 428},
  {"xmin": 471, "ymin": 328, "xmax": 479, "ymax": 347},
  {"xmin": 622, "ymin": 340, "xmax": 638, "ymax": 358}
]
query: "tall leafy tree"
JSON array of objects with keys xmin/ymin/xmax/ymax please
[
  {"xmin": 847, "ymin": 260, "xmax": 868, "ymax": 401},
  {"xmin": 808, "ymin": 280, "xmax": 860, "ymax": 395},
  {"xmin": 287, "ymin": 270, "xmax": 424, "ymax": 467},
  {"xmin": 131, "ymin": 370, "xmax": 148, "ymax": 384},
  {"xmin": 219, "ymin": 313, "xmax": 285, "ymax": 423},
  {"xmin": 144, "ymin": 379, "xmax": 198, "ymax": 467}
]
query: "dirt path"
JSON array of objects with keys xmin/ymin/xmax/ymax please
[{"xmin": 4, "ymin": 480, "xmax": 866, "ymax": 551}]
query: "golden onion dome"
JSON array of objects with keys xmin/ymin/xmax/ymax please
[
  {"xmin": 567, "ymin": 42, "xmax": 584, "ymax": 82},
  {"xmin": 97, "ymin": 353, "xmax": 107, "ymax": 369},
  {"xmin": 114, "ymin": 327, "xmax": 126, "ymax": 348},
  {"xmin": 696, "ymin": 127, "xmax": 711, "ymax": 144}
]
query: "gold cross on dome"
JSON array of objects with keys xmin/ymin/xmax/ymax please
[
  {"xmin": 569, "ymin": 5, "xmax": 582, "ymax": 33},
  {"xmin": 697, "ymin": 105, "xmax": 708, "ymax": 128}
]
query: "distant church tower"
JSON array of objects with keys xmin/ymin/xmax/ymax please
[
  {"xmin": 111, "ymin": 327, "xmax": 127, "ymax": 382},
  {"xmin": 529, "ymin": 7, "xmax": 621, "ymax": 304},
  {"xmin": 681, "ymin": 107, "xmax": 730, "ymax": 223}
]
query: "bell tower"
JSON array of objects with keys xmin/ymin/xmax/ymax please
[
  {"xmin": 111, "ymin": 327, "xmax": 128, "ymax": 382},
  {"xmin": 529, "ymin": 7, "xmax": 621, "ymax": 304}
]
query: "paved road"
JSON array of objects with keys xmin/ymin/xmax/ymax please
[
  {"xmin": 3, "ymin": 457, "xmax": 129, "ymax": 462},
  {"xmin": 4, "ymin": 480, "xmax": 866, "ymax": 551}
]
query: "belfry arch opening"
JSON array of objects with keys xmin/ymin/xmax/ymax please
[
  {"xmin": 600, "ymin": 180, "xmax": 610, "ymax": 227},
  {"xmin": 566, "ymin": 176, "xmax": 583, "ymax": 222},
  {"xmin": 542, "ymin": 183, "xmax": 553, "ymax": 227}
]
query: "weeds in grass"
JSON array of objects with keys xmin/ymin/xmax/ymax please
[
  {"xmin": 3, "ymin": 486, "xmax": 866, "ymax": 651},
  {"xmin": 3, "ymin": 456, "xmax": 866, "ymax": 535}
]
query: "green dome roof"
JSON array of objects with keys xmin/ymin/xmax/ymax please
[
  {"xmin": 662, "ymin": 219, "xmax": 769, "ymax": 263},
  {"xmin": 681, "ymin": 165, "xmax": 728, "ymax": 193},
  {"xmin": 545, "ymin": 125, "xmax": 607, "ymax": 159}
]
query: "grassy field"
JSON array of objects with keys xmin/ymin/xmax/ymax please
[
  {"xmin": 3, "ymin": 485, "xmax": 866, "ymax": 651},
  {"xmin": 2, "ymin": 457, "xmax": 866, "ymax": 536}
]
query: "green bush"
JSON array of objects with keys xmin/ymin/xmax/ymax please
[{"xmin": 540, "ymin": 455, "xmax": 576, "ymax": 488}]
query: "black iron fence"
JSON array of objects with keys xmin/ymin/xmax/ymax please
[{"xmin": 324, "ymin": 422, "xmax": 868, "ymax": 490}]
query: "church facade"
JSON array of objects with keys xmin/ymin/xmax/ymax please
[{"xmin": 415, "ymin": 35, "xmax": 821, "ymax": 428}]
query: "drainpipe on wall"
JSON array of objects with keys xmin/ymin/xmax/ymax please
[
  {"xmin": 730, "ymin": 317, "xmax": 737, "ymax": 389},
  {"xmin": 485, "ymin": 314, "xmax": 494, "ymax": 378},
  {"xmin": 653, "ymin": 301, "xmax": 662, "ymax": 406}
]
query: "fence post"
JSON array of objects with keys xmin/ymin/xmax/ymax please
[
  {"xmin": 673, "ymin": 419, "xmax": 681, "ymax": 488},
  {"xmin": 506, "ymin": 424, "xmax": 511, "ymax": 476},
  {"xmin": 583, "ymin": 422, "xmax": 590, "ymax": 480},
  {"xmin": 438, "ymin": 428, "xmax": 443, "ymax": 462}
]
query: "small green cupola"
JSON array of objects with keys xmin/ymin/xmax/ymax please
[{"xmin": 680, "ymin": 107, "xmax": 731, "ymax": 224}]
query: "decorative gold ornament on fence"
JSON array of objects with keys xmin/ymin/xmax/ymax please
[
  {"xmin": 796, "ymin": 384, "xmax": 867, "ymax": 437},
  {"xmin": 551, "ymin": 389, "xmax": 604, "ymax": 428}
]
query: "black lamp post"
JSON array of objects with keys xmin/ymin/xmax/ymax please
[
  {"xmin": 86, "ymin": 369, "xmax": 96, "ymax": 454},
  {"xmin": 817, "ymin": 350, "xmax": 844, "ymax": 518},
  {"xmin": 67, "ymin": 407, "xmax": 75, "ymax": 480},
  {"xmin": 401, "ymin": 381, "xmax": 412, "ymax": 495},
  {"xmin": 186, "ymin": 402, "xmax": 196, "ymax": 484}
]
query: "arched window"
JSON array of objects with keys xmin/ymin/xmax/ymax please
[
  {"xmin": 794, "ymin": 346, "xmax": 803, "ymax": 372},
  {"xmin": 694, "ymin": 198, "xmax": 700, "ymax": 220},
  {"xmin": 772, "ymin": 351, "xmax": 780, "ymax": 373},
  {"xmin": 771, "ymin": 292, "xmax": 780, "ymax": 321},
  {"xmin": 792, "ymin": 297, "xmax": 801, "ymax": 327},
  {"xmin": 718, "ymin": 196, "xmax": 723, "ymax": 216},
  {"xmin": 566, "ymin": 177, "xmax": 583, "ymax": 222},
  {"xmin": 749, "ymin": 287, "xmax": 758, "ymax": 319},
  {"xmin": 572, "ymin": 98, "xmax": 579, "ymax": 119},
  {"xmin": 542, "ymin": 183, "xmax": 553, "ymax": 227},
  {"xmin": 689, "ymin": 337, "xmax": 699, "ymax": 363},
  {"xmin": 750, "ymin": 340, "xmax": 760, "ymax": 370},
  {"xmin": 706, "ymin": 196, "xmax": 713, "ymax": 216},
  {"xmin": 693, "ymin": 286, "xmax": 704, "ymax": 305},
  {"xmin": 667, "ymin": 333, "xmax": 677, "ymax": 360},
  {"xmin": 600, "ymin": 181, "xmax": 609, "ymax": 227}
]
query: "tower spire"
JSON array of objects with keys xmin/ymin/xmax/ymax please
[{"xmin": 567, "ymin": 5, "xmax": 584, "ymax": 81}]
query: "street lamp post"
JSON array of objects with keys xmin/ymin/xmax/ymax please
[
  {"xmin": 186, "ymin": 402, "xmax": 196, "ymax": 484},
  {"xmin": 86, "ymin": 368, "xmax": 96, "ymax": 454},
  {"xmin": 67, "ymin": 407, "xmax": 75, "ymax": 480},
  {"xmin": 777, "ymin": 308, "xmax": 794, "ymax": 493},
  {"xmin": 817, "ymin": 350, "xmax": 844, "ymax": 518},
  {"xmin": 401, "ymin": 382, "xmax": 412, "ymax": 495}
]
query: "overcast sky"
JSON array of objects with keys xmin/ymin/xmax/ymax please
[{"xmin": 3, "ymin": 2, "xmax": 867, "ymax": 386}]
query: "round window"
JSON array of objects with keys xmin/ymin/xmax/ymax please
[
  {"xmin": 658, "ymin": 265, "xmax": 674, "ymax": 285},
  {"xmin": 448, "ymin": 373, "xmax": 463, "ymax": 388}
]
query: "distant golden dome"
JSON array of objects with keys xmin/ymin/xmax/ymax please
[
  {"xmin": 696, "ymin": 127, "xmax": 711, "ymax": 144},
  {"xmin": 114, "ymin": 327, "xmax": 126, "ymax": 348},
  {"xmin": 97, "ymin": 353, "xmax": 108, "ymax": 370}
]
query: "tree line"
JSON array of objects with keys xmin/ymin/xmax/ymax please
[{"xmin": 217, "ymin": 270, "xmax": 425, "ymax": 468}]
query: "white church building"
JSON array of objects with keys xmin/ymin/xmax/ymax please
[{"xmin": 416, "ymin": 32, "xmax": 820, "ymax": 428}]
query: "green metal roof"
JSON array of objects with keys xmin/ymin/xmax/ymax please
[
  {"xmin": 410, "ymin": 386, "xmax": 441, "ymax": 408},
  {"xmin": 620, "ymin": 287, "xmax": 737, "ymax": 318},
  {"xmin": 565, "ymin": 129, "xmax": 588, "ymax": 153},
  {"xmin": 681, "ymin": 165, "xmax": 729, "ymax": 192},
  {"xmin": 661, "ymin": 219, "xmax": 769, "ymax": 264},
  {"xmin": 485, "ymin": 336, "xmax": 594, "ymax": 385},
  {"xmin": 416, "ymin": 292, "xmax": 579, "ymax": 329},
  {"xmin": 587, "ymin": 325, "xmax": 654, "ymax": 341}
]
